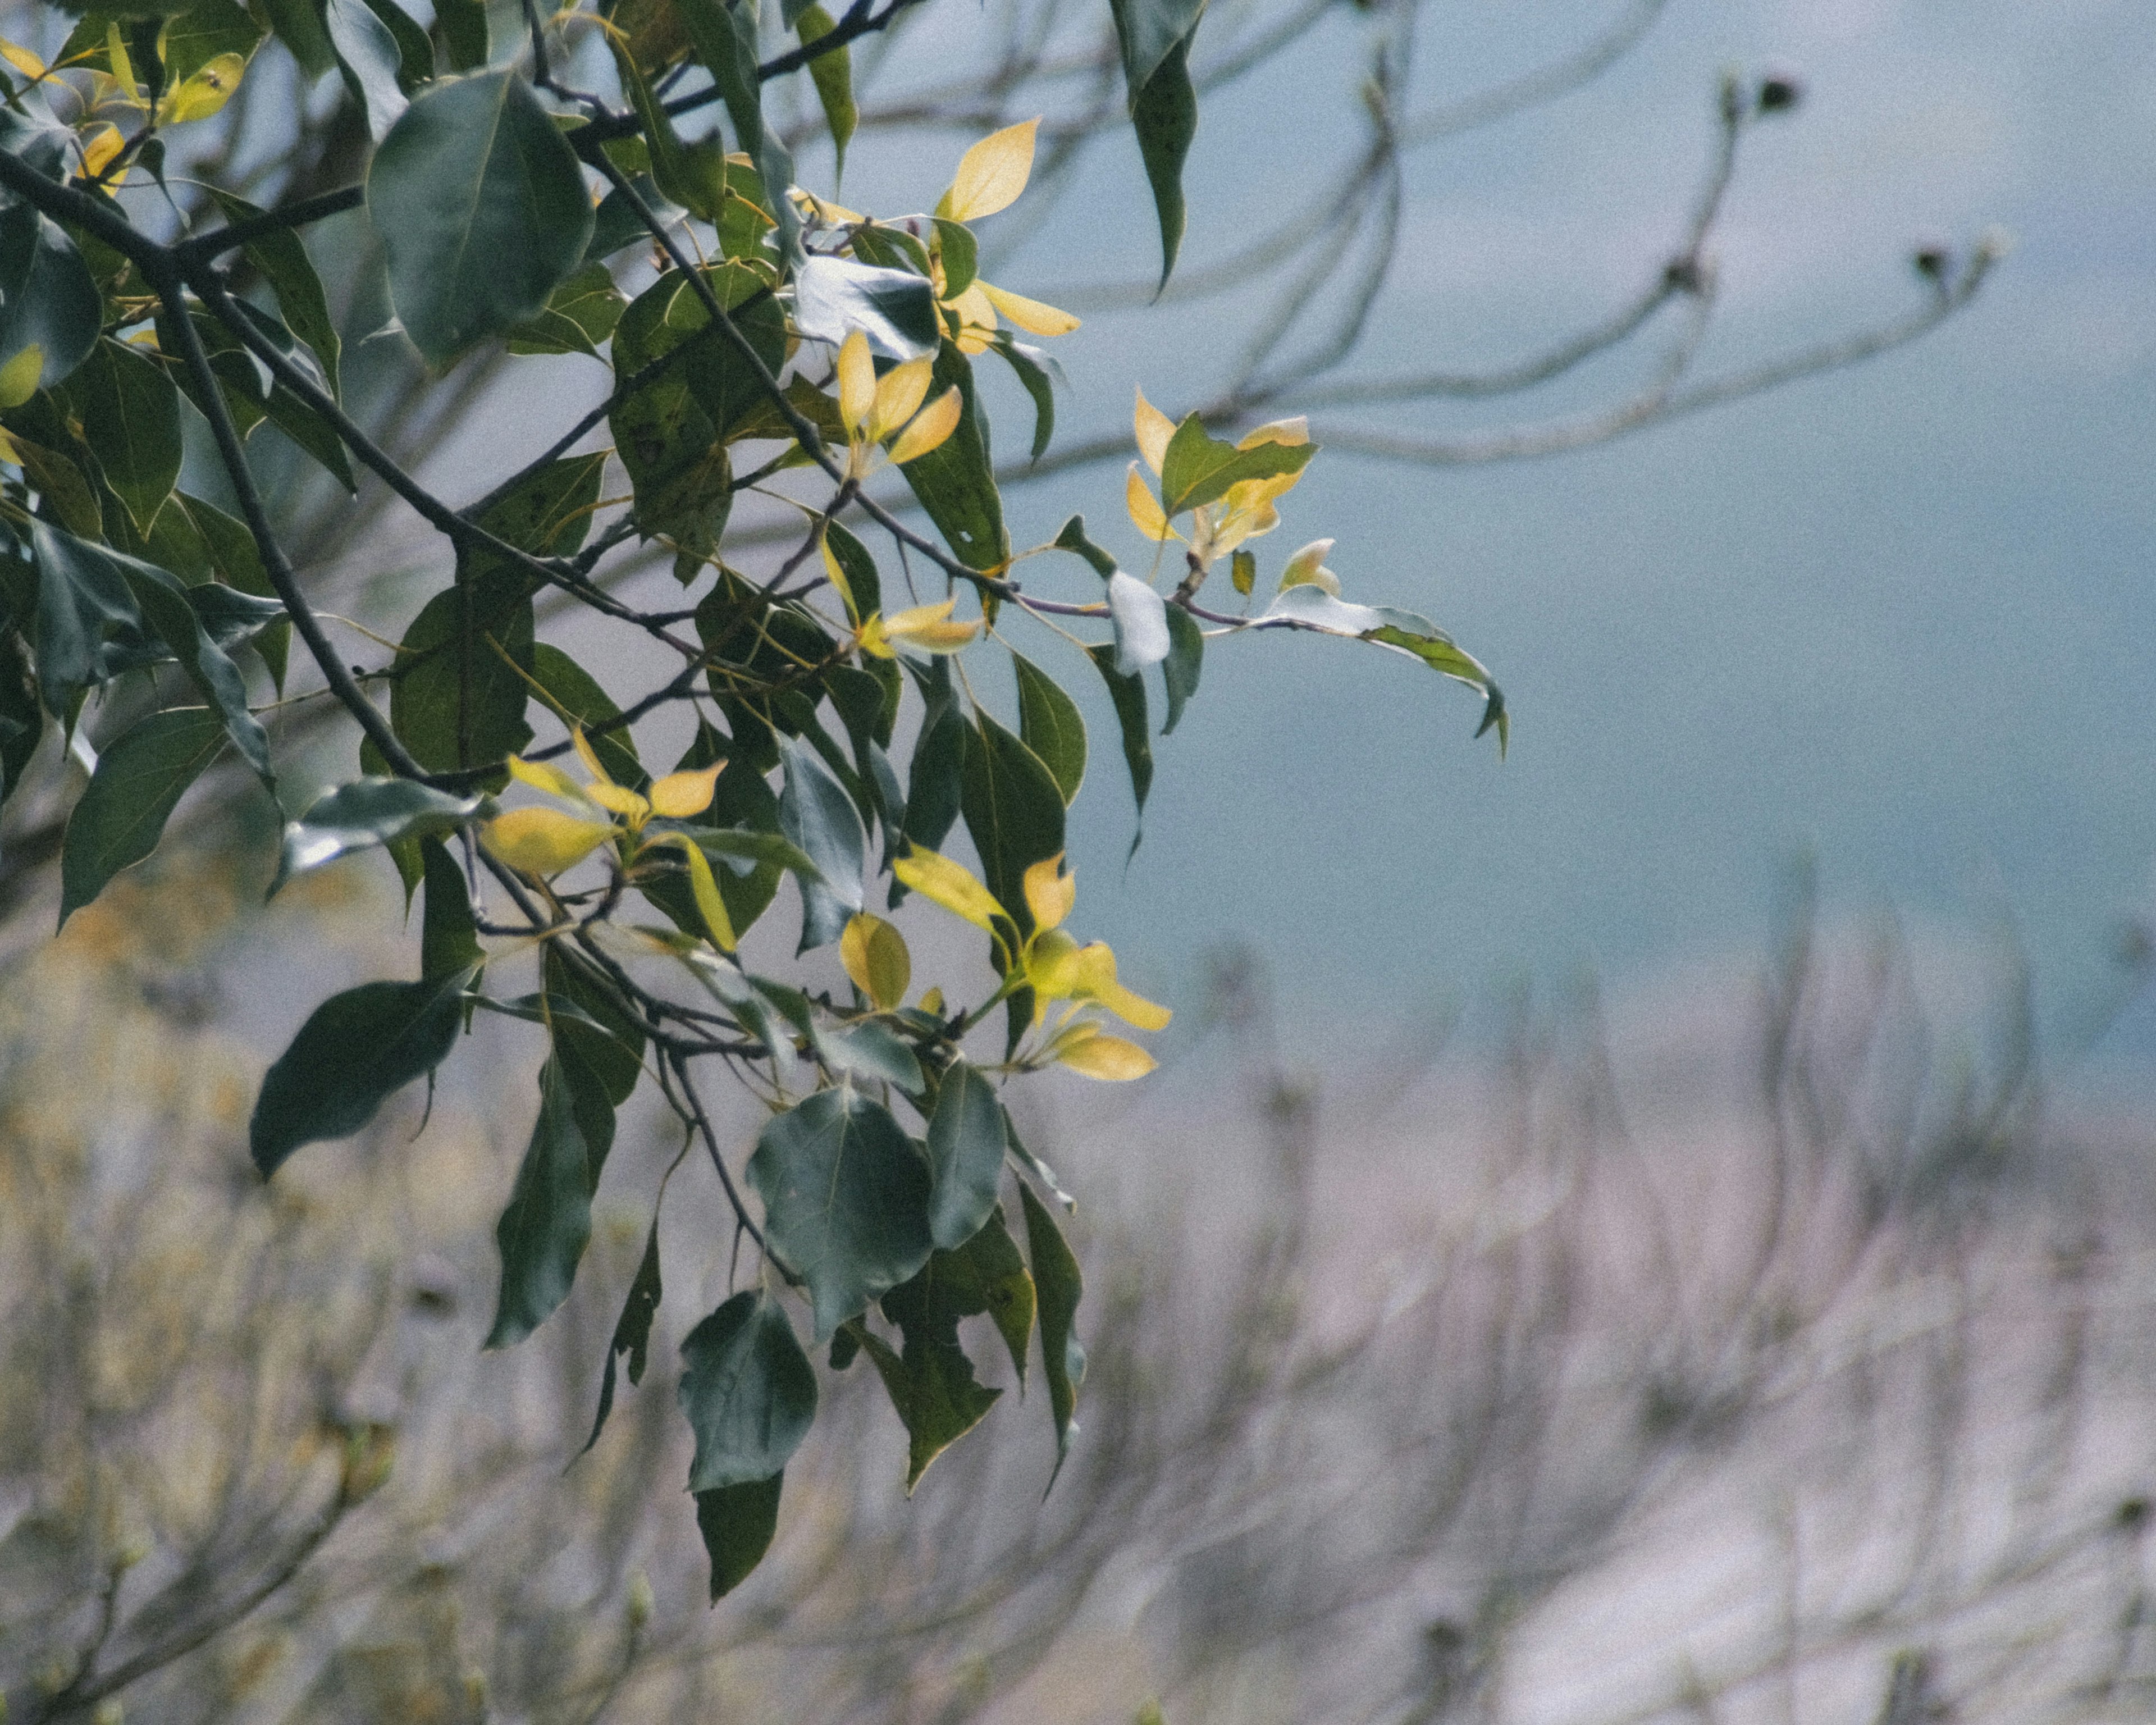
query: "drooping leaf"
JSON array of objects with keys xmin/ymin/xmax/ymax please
[
  {"xmin": 1052, "ymin": 513, "xmax": 1118, "ymax": 579},
  {"xmin": 898, "ymin": 658, "xmax": 967, "ymax": 875},
  {"xmin": 272, "ymin": 777, "xmax": 483, "ymax": 896},
  {"xmin": 1011, "ymin": 652, "xmax": 1085, "ymax": 806},
  {"xmin": 1127, "ymin": 27, "xmax": 1198, "ymax": 289},
  {"xmin": 1088, "ymin": 642, "xmax": 1153, "ymax": 833},
  {"xmin": 678, "ymin": 1288, "xmax": 819, "ymax": 1489},
  {"xmin": 992, "ymin": 334, "xmax": 1058, "ymax": 463},
  {"xmin": 158, "ymin": 0, "xmax": 266, "ymax": 86},
  {"xmin": 746, "ymin": 1086, "xmax": 935, "ymax": 1340},
  {"xmin": 205, "ymin": 193, "xmax": 340, "ymax": 403},
  {"xmin": 0, "ymin": 636, "xmax": 41, "ymax": 808},
  {"xmin": 0, "ymin": 192, "xmax": 101, "ymax": 390},
  {"xmin": 323, "ymin": 0, "xmax": 407, "ymax": 142},
  {"xmin": 1262, "ymin": 583, "xmax": 1507, "ymax": 751},
  {"xmin": 897, "ymin": 341, "xmax": 1007, "ymax": 573},
  {"xmin": 777, "ymin": 733, "xmax": 865, "ymax": 952},
  {"xmin": 791, "ymin": 255, "xmax": 939, "ymax": 362},
  {"xmin": 63, "ymin": 338, "xmax": 181, "ymax": 535},
  {"xmin": 793, "ymin": 7, "xmax": 856, "ymax": 184},
  {"xmin": 355, "ymin": 0, "xmax": 432, "ymax": 90},
  {"xmin": 925, "ymin": 1057, "xmax": 1007, "ymax": 1251},
  {"xmin": 433, "ymin": 0, "xmax": 487, "ymax": 70},
  {"xmin": 485, "ymin": 1050, "xmax": 602, "ymax": 1349},
  {"xmin": 366, "ymin": 69, "xmax": 594, "ymax": 364},
  {"xmin": 250, "ymin": 967, "xmax": 475, "ymax": 1177},
  {"xmin": 58, "ymin": 706, "xmax": 225, "ymax": 928},
  {"xmin": 695, "ymin": 1471, "xmax": 782, "ymax": 1601},
  {"xmin": 811, "ymin": 1019, "xmax": 922, "ymax": 1090},
  {"xmin": 544, "ymin": 941, "xmax": 647, "ymax": 1106},
  {"xmin": 959, "ymin": 711, "xmax": 1065, "ymax": 938},
  {"xmin": 583, "ymin": 1215, "xmax": 663, "ymax": 1454},
  {"xmin": 419, "ymin": 833, "xmax": 482, "ymax": 979},
  {"xmin": 1020, "ymin": 1180, "xmax": 1086, "ymax": 1490},
  {"xmin": 257, "ymin": 0, "xmax": 336, "ymax": 75},
  {"xmin": 1161, "ymin": 602, "xmax": 1203, "ymax": 734}
]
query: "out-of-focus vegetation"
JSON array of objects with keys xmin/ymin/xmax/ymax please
[{"xmin": 6, "ymin": 848, "xmax": 2155, "ymax": 1723}]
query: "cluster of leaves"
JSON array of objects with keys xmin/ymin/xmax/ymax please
[{"xmin": 0, "ymin": 0, "xmax": 1500, "ymax": 1600}]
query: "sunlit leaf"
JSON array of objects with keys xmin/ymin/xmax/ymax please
[
  {"xmin": 938, "ymin": 118, "xmax": 1037, "ymax": 223},
  {"xmin": 891, "ymin": 846, "xmax": 1006, "ymax": 936},
  {"xmin": 794, "ymin": 255, "xmax": 940, "ymax": 362},
  {"xmin": 888, "ymin": 387, "xmax": 961, "ymax": 464},
  {"xmin": 978, "ymin": 280, "xmax": 1078, "ymax": 337},
  {"xmin": 481, "ymin": 805, "xmax": 618, "ymax": 874},
  {"xmin": 841, "ymin": 911, "xmax": 910, "ymax": 1010},
  {"xmin": 273, "ymin": 777, "xmax": 483, "ymax": 896},
  {"xmin": 1054, "ymin": 1028, "xmax": 1159, "ymax": 1080}
]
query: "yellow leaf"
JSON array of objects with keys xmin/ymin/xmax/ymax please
[
  {"xmin": 570, "ymin": 724, "xmax": 614, "ymax": 786},
  {"xmin": 977, "ymin": 280, "xmax": 1079, "ymax": 337},
  {"xmin": 1065, "ymin": 941, "xmax": 1171, "ymax": 1030},
  {"xmin": 158, "ymin": 51, "xmax": 246, "ymax": 124},
  {"xmin": 1022, "ymin": 854, "xmax": 1075, "ymax": 933},
  {"xmin": 0, "ymin": 344, "xmax": 43, "ymax": 410},
  {"xmin": 879, "ymin": 597, "xmax": 980, "ymax": 653},
  {"xmin": 1277, "ymin": 538, "xmax": 1337, "ymax": 594},
  {"xmin": 0, "ymin": 39, "xmax": 47, "ymax": 81},
  {"xmin": 1056, "ymin": 1030, "xmax": 1157, "ymax": 1081},
  {"xmin": 837, "ymin": 329, "xmax": 875, "ymax": 439},
  {"xmin": 1133, "ymin": 388, "xmax": 1175, "ymax": 476},
  {"xmin": 892, "ymin": 846, "xmax": 1007, "ymax": 935},
  {"xmin": 81, "ymin": 124, "xmax": 126, "ymax": 184},
  {"xmin": 793, "ymin": 188, "xmax": 865, "ymax": 225},
  {"xmin": 918, "ymin": 985, "xmax": 944, "ymax": 1016},
  {"xmin": 584, "ymin": 779, "xmax": 651, "ymax": 824},
  {"xmin": 1125, "ymin": 464, "xmax": 1175, "ymax": 542},
  {"xmin": 819, "ymin": 533, "xmax": 857, "ymax": 623},
  {"xmin": 651, "ymin": 832, "xmax": 737, "ymax": 951},
  {"xmin": 1237, "ymin": 416, "xmax": 1309, "ymax": 450},
  {"xmin": 103, "ymin": 24, "xmax": 136, "ymax": 103},
  {"xmin": 0, "ymin": 427, "xmax": 22, "ymax": 468},
  {"xmin": 481, "ymin": 806, "xmax": 618, "ymax": 875},
  {"xmin": 887, "ymin": 388, "xmax": 961, "ymax": 465},
  {"xmin": 650, "ymin": 763, "xmax": 723, "ymax": 818},
  {"xmin": 937, "ymin": 117, "xmax": 1038, "ymax": 223},
  {"xmin": 841, "ymin": 912, "xmax": 911, "ymax": 1010},
  {"xmin": 944, "ymin": 280, "xmax": 997, "ymax": 336},
  {"xmin": 869, "ymin": 354, "xmax": 933, "ymax": 442},
  {"xmin": 508, "ymin": 754, "xmax": 590, "ymax": 803}
]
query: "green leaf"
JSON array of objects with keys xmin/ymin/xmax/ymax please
[
  {"xmin": 609, "ymin": 38, "xmax": 731, "ymax": 223},
  {"xmin": 1052, "ymin": 513, "xmax": 1118, "ymax": 579},
  {"xmin": 992, "ymin": 333, "xmax": 1057, "ymax": 464},
  {"xmin": 821, "ymin": 519, "xmax": 882, "ymax": 623},
  {"xmin": 777, "ymin": 733, "xmax": 865, "ymax": 952},
  {"xmin": 960, "ymin": 710, "xmax": 1065, "ymax": 938},
  {"xmin": 1011, "ymin": 652, "xmax": 1085, "ymax": 806},
  {"xmin": 205, "ymin": 193, "xmax": 341, "ymax": 404},
  {"xmin": 797, "ymin": 6, "xmax": 856, "ymax": 185},
  {"xmin": 695, "ymin": 1472, "xmax": 782, "ymax": 1601},
  {"xmin": 125, "ymin": 562, "xmax": 273, "ymax": 781},
  {"xmin": 65, "ymin": 338, "xmax": 181, "ymax": 535},
  {"xmin": 586, "ymin": 172, "xmax": 672, "ymax": 261},
  {"xmin": 897, "ymin": 342, "xmax": 1007, "ymax": 572},
  {"xmin": 419, "ymin": 833, "xmax": 482, "ymax": 979},
  {"xmin": 529, "ymin": 642, "xmax": 641, "ymax": 788},
  {"xmin": 1088, "ymin": 642, "xmax": 1153, "ymax": 841},
  {"xmin": 249, "ymin": 968, "xmax": 475, "ymax": 1177},
  {"xmin": 159, "ymin": 0, "xmax": 266, "ymax": 85},
  {"xmin": 746, "ymin": 1087, "xmax": 935, "ymax": 1340},
  {"xmin": 324, "ymin": 0, "xmax": 408, "ymax": 142},
  {"xmin": 355, "ymin": 0, "xmax": 433, "ymax": 91},
  {"xmin": 925, "ymin": 1057, "xmax": 1006, "ymax": 1251},
  {"xmin": 366, "ymin": 69, "xmax": 594, "ymax": 365},
  {"xmin": 432, "ymin": 0, "xmax": 487, "ymax": 70},
  {"xmin": 678, "ymin": 1288, "xmax": 818, "ymax": 1489},
  {"xmin": 583, "ymin": 1215, "xmax": 663, "ymax": 1455},
  {"xmin": 1127, "ymin": 29, "xmax": 1198, "ymax": 289},
  {"xmin": 930, "ymin": 217, "xmax": 975, "ymax": 299},
  {"xmin": 485, "ymin": 1051, "xmax": 600, "ymax": 1349},
  {"xmin": 812, "ymin": 1020, "xmax": 922, "ymax": 1091},
  {"xmin": 674, "ymin": 0, "xmax": 802, "ymax": 267},
  {"xmin": 790, "ymin": 255, "xmax": 939, "ymax": 361},
  {"xmin": 257, "ymin": 0, "xmax": 336, "ymax": 76},
  {"xmin": 1020, "ymin": 1180, "xmax": 1086, "ymax": 1490},
  {"xmin": 58, "ymin": 706, "xmax": 225, "ymax": 928},
  {"xmin": 1158, "ymin": 413, "xmax": 1316, "ymax": 517},
  {"xmin": 0, "ymin": 199, "xmax": 101, "ymax": 390},
  {"xmin": 272, "ymin": 776, "xmax": 482, "ymax": 896},
  {"xmin": 898, "ymin": 658, "xmax": 966, "ymax": 867},
  {"xmin": 1161, "ymin": 603, "xmax": 1203, "ymax": 735},
  {"xmin": 176, "ymin": 491, "xmax": 285, "ymax": 690},
  {"xmin": 1262, "ymin": 585, "xmax": 1508, "ymax": 753},
  {"xmin": 543, "ymin": 941, "xmax": 647, "ymax": 1105},
  {"xmin": 505, "ymin": 261, "xmax": 627, "ymax": 359},
  {"xmin": 0, "ymin": 636, "xmax": 41, "ymax": 808},
  {"xmin": 1107, "ymin": 0, "xmax": 1205, "ymax": 93}
]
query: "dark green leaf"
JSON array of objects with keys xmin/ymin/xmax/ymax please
[
  {"xmin": 674, "ymin": 0, "xmax": 801, "ymax": 267},
  {"xmin": 0, "ymin": 198, "xmax": 101, "ymax": 390},
  {"xmin": 820, "ymin": 519, "xmax": 881, "ymax": 623},
  {"xmin": 1088, "ymin": 642, "xmax": 1153, "ymax": 835},
  {"xmin": 366, "ymin": 70, "xmax": 594, "ymax": 364},
  {"xmin": 58, "ymin": 706, "xmax": 225, "ymax": 928},
  {"xmin": 586, "ymin": 172, "xmax": 672, "ymax": 261},
  {"xmin": 29, "ymin": 516, "xmax": 157, "ymax": 710},
  {"xmin": 1161, "ymin": 602, "xmax": 1203, "ymax": 735},
  {"xmin": 419, "ymin": 833, "xmax": 482, "ymax": 979},
  {"xmin": 898, "ymin": 658, "xmax": 966, "ymax": 877},
  {"xmin": 1052, "ymin": 513, "xmax": 1117, "ymax": 579},
  {"xmin": 925, "ymin": 1057, "xmax": 1006, "ymax": 1251},
  {"xmin": 1107, "ymin": 0, "xmax": 1206, "ymax": 93},
  {"xmin": 1127, "ymin": 29, "xmax": 1198, "ymax": 289},
  {"xmin": 778, "ymin": 733, "xmax": 864, "ymax": 951},
  {"xmin": 992, "ymin": 334, "xmax": 1057, "ymax": 464},
  {"xmin": 325, "ymin": 0, "xmax": 408, "ymax": 142},
  {"xmin": 812, "ymin": 1020, "xmax": 922, "ymax": 1090},
  {"xmin": 357, "ymin": 0, "xmax": 433, "ymax": 89},
  {"xmin": 257, "ymin": 0, "xmax": 336, "ymax": 75},
  {"xmin": 485, "ymin": 1052, "xmax": 600, "ymax": 1349},
  {"xmin": 66, "ymin": 339, "xmax": 181, "ymax": 535},
  {"xmin": 678, "ymin": 1288, "xmax": 818, "ymax": 1489},
  {"xmin": 746, "ymin": 1086, "xmax": 934, "ymax": 1340},
  {"xmin": 959, "ymin": 710, "xmax": 1064, "ymax": 937},
  {"xmin": 177, "ymin": 491, "xmax": 286, "ymax": 690},
  {"xmin": 207, "ymin": 192, "xmax": 341, "ymax": 403},
  {"xmin": 1020, "ymin": 1180, "xmax": 1086, "ymax": 1490},
  {"xmin": 897, "ymin": 342, "xmax": 1007, "ymax": 572},
  {"xmin": 250, "ymin": 968, "xmax": 474, "ymax": 1177},
  {"xmin": 796, "ymin": 5, "xmax": 856, "ymax": 185},
  {"xmin": 695, "ymin": 1472, "xmax": 782, "ymax": 1601},
  {"xmin": 583, "ymin": 1215, "xmax": 662, "ymax": 1455},
  {"xmin": 543, "ymin": 941, "xmax": 647, "ymax": 1106},
  {"xmin": 159, "ymin": 0, "xmax": 266, "ymax": 85},
  {"xmin": 1011, "ymin": 652, "xmax": 1085, "ymax": 806},
  {"xmin": 529, "ymin": 642, "xmax": 641, "ymax": 788},
  {"xmin": 930, "ymin": 217, "xmax": 976, "ymax": 299},
  {"xmin": 1158, "ymin": 413, "xmax": 1316, "ymax": 518},
  {"xmin": 272, "ymin": 776, "xmax": 482, "ymax": 896},
  {"xmin": 433, "ymin": 0, "xmax": 487, "ymax": 70},
  {"xmin": 505, "ymin": 261, "xmax": 627, "ymax": 358},
  {"xmin": 1262, "ymin": 585, "xmax": 1508, "ymax": 753},
  {"xmin": 0, "ymin": 635, "xmax": 40, "ymax": 807}
]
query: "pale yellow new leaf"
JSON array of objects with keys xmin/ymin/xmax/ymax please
[
  {"xmin": 0, "ymin": 345, "xmax": 42, "ymax": 411},
  {"xmin": 937, "ymin": 117, "xmax": 1038, "ymax": 223},
  {"xmin": 841, "ymin": 912, "xmax": 911, "ymax": 1010},
  {"xmin": 158, "ymin": 52, "xmax": 246, "ymax": 124},
  {"xmin": 1237, "ymin": 416, "xmax": 1309, "ymax": 450},
  {"xmin": 978, "ymin": 280, "xmax": 1079, "ymax": 337},
  {"xmin": 819, "ymin": 533, "xmax": 857, "ymax": 623},
  {"xmin": 1126, "ymin": 464, "xmax": 1175, "ymax": 542},
  {"xmin": 0, "ymin": 38, "xmax": 47, "ymax": 80},
  {"xmin": 584, "ymin": 779, "xmax": 651, "ymax": 824},
  {"xmin": 1065, "ymin": 941, "xmax": 1171, "ymax": 1030},
  {"xmin": 944, "ymin": 280, "xmax": 998, "ymax": 354},
  {"xmin": 650, "ymin": 763, "xmax": 723, "ymax": 817},
  {"xmin": 650, "ymin": 832, "xmax": 737, "ymax": 951},
  {"xmin": 1056, "ymin": 1030, "xmax": 1157, "ymax": 1081},
  {"xmin": 870, "ymin": 598, "xmax": 980, "ymax": 654},
  {"xmin": 888, "ymin": 389, "xmax": 961, "ymax": 464},
  {"xmin": 81, "ymin": 124, "xmax": 126, "ymax": 184},
  {"xmin": 1277, "ymin": 537, "xmax": 1339, "ymax": 595},
  {"xmin": 892, "ymin": 847, "xmax": 1007, "ymax": 934},
  {"xmin": 570, "ymin": 724, "xmax": 615, "ymax": 786},
  {"xmin": 1133, "ymin": 387, "xmax": 1175, "ymax": 476},
  {"xmin": 837, "ymin": 329, "xmax": 875, "ymax": 439},
  {"xmin": 869, "ymin": 354, "xmax": 933, "ymax": 442},
  {"xmin": 508, "ymin": 754, "xmax": 590, "ymax": 803},
  {"xmin": 481, "ymin": 807, "xmax": 618, "ymax": 875},
  {"xmin": 1022, "ymin": 854, "xmax": 1075, "ymax": 933}
]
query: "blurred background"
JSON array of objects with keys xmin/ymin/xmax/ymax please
[{"xmin": 2, "ymin": 0, "xmax": 2153, "ymax": 1718}]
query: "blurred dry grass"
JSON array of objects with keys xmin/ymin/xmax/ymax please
[{"xmin": 3, "ymin": 851, "xmax": 2155, "ymax": 1724}]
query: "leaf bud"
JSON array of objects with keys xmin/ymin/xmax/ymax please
[
  {"xmin": 1755, "ymin": 64, "xmax": 1803, "ymax": 114},
  {"xmin": 627, "ymin": 1569, "xmax": 655, "ymax": 1631},
  {"xmin": 1911, "ymin": 232, "xmax": 1951, "ymax": 280}
]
